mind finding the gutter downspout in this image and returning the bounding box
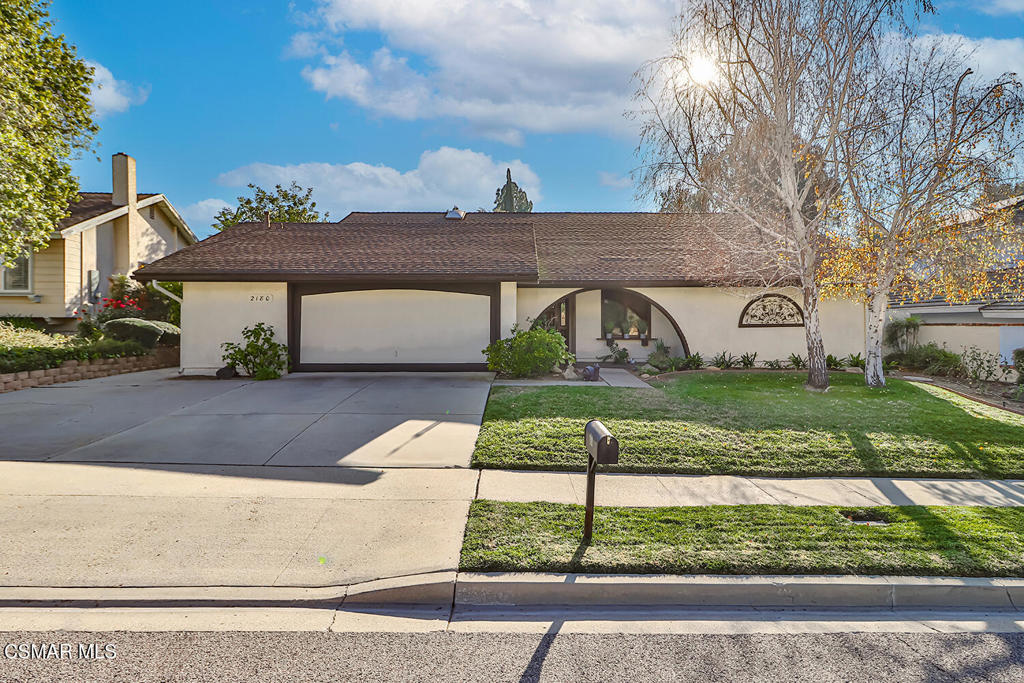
[151,279,182,304]
[151,279,185,374]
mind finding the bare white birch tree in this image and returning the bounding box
[823,35,1024,387]
[633,0,915,391]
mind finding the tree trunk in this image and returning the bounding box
[802,284,830,391]
[864,290,888,388]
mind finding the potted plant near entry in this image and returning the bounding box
[603,320,615,346]
[637,319,649,346]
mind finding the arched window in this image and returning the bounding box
[739,294,804,328]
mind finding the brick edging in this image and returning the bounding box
[0,347,179,393]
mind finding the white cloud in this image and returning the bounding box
[86,60,149,118]
[181,198,232,231]
[284,31,324,59]
[981,0,1024,14]
[296,0,676,143]
[956,35,1024,78]
[216,147,541,216]
[598,171,632,189]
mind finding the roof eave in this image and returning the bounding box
[133,270,540,283]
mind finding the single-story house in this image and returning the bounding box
[0,153,196,328]
[134,209,866,373]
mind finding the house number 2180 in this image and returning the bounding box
[250,294,274,303]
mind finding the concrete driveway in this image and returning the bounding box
[0,370,492,589]
[2,369,493,467]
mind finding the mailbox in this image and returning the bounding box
[585,419,619,465]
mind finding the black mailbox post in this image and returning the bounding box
[583,420,619,542]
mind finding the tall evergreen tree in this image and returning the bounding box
[493,169,533,212]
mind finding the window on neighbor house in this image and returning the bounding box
[601,290,651,338]
[0,255,30,292]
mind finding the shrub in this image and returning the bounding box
[825,354,846,370]
[102,318,165,348]
[845,352,865,369]
[149,320,181,346]
[483,324,575,377]
[0,315,44,331]
[884,315,921,352]
[885,342,962,376]
[0,337,147,374]
[763,359,784,369]
[739,352,758,369]
[677,353,703,370]
[787,353,807,369]
[711,351,738,369]
[599,341,630,365]
[1014,348,1024,385]
[96,296,146,324]
[960,345,1008,383]
[221,322,290,380]
[0,322,77,350]
[645,339,672,371]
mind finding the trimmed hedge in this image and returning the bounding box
[101,317,165,348]
[0,339,148,374]
[150,320,181,346]
[1015,348,1024,385]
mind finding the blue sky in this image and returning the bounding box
[51,0,1024,238]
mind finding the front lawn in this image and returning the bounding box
[473,372,1024,478]
[461,500,1024,577]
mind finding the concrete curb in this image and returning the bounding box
[2,573,1022,611]
[345,571,456,605]
[454,573,1024,610]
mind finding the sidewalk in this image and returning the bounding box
[477,470,1024,507]
[0,461,476,588]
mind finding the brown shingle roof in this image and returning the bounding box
[135,211,778,284]
[345,212,771,284]
[135,219,540,281]
[59,192,158,230]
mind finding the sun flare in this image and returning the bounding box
[687,54,718,85]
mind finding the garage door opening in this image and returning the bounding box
[290,284,499,371]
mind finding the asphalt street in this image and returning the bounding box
[1,631,1023,682]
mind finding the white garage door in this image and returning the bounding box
[299,289,492,366]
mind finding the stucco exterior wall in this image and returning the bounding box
[633,287,864,361]
[135,204,181,267]
[513,285,864,363]
[299,289,491,364]
[180,282,288,374]
[917,324,1005,359]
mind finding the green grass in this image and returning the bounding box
[473,372,1024,478]
[461,500,1024,577]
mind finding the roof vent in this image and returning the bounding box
[445,206,466,220]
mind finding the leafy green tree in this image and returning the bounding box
[0,0,97,266]
[493,169,533,212]
[213,182,327,230]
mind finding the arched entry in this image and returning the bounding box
[535,288,690,357]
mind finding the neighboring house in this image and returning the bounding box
[889,196,1024,362]
[134,210,866,374]
[0,153,197,329]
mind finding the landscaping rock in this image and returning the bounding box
[845,367,865,374]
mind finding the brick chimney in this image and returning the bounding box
[111,152,137,206]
